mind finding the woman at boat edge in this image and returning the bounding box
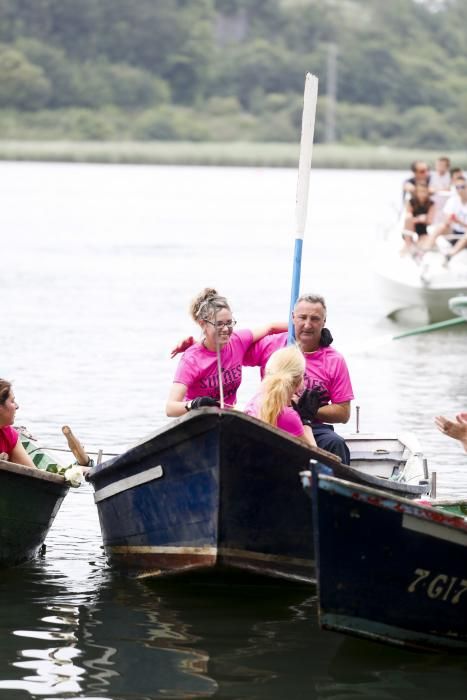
[0,379,36,467]
[244,345,317,447]
[435,413,467,453]
[166,288,287,417]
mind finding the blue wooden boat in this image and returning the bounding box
[310,467,467,651]
[0,433,70,566]
[88,408,431,583]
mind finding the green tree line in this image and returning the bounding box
[0,0,466,147]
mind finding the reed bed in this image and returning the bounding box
[0,141,464,170]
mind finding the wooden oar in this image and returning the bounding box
[287,72,319,344]
[61,425,91,466]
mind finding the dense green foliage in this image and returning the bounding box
[0,0,466,148]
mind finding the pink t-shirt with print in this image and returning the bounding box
[174,329,254,405]
[243,332,354,404]
[244,393,305,437]
[0,426,19,457]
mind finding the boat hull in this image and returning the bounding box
[0,460,69,566]
[89,410,430,583]
[312,471,467,651]
[375,243,467,323]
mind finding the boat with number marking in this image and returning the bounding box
[308,466,467,652]
[87,408,432,583]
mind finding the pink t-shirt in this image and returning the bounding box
[174,329,254,405]
[244,332,354,404]
[244,393,305,437]
[0,426,19,457]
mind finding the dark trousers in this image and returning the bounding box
[312,423,350,465]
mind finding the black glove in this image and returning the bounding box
[189,396,220,410]
[292,387,330,421]
[319,327,333,347]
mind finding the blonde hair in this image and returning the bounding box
[189,287,230,324]
[259,346,305,427]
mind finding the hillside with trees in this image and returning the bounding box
[0,0,466,148]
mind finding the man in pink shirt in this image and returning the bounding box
[244,293,353,464]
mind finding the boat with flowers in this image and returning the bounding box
[0,428,76,566]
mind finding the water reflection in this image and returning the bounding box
[1,557,467,699]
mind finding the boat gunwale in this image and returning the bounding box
[317,472,467,532]
[87,407,342,483]
[0,458,68,486]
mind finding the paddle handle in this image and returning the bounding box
[61,425,91,466]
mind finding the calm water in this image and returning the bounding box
[1,161,466,699]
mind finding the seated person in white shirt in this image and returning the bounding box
[429,156,451,192]
[427,174,467,252]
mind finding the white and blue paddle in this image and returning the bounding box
[287,72,319,344]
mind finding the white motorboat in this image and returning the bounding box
[375,213,467,323]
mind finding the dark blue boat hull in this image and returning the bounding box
[0,462,69,566]
[312,470,467,651]
[88,410,341,581]
[89,409,430,583]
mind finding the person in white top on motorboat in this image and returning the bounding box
[426,174,467,253]
[429,157,452,223]
[429,156,451,192]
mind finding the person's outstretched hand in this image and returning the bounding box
[435,413,467,451]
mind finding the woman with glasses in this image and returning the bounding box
[166,288,286,417]
[244,346,316,447]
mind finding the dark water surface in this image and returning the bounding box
[1,162,466,698]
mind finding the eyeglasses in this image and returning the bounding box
[206,319,237,329]
[456,184,466,190]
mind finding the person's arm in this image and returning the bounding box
[315,400,351,424]
[170,337,195,359]
[446,234,467,260]
[301,424,317,448]
[426,202,435,226]
[8,440,36,468]
[166,382,190,417]
[250,322,287,343]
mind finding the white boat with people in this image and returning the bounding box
[375,191,467,324]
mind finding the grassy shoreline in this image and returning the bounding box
[0,141,465,169]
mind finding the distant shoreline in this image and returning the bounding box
[0,141,465,170]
